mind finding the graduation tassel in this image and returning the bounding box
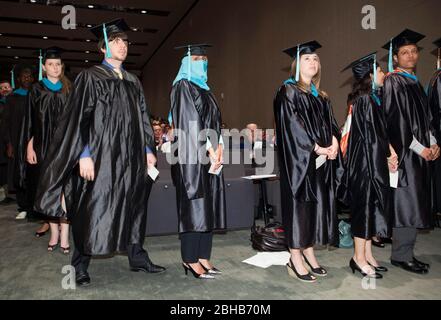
[388,38,394,73]
[38,49,43,81]
[103,23,112,59]
[295,44,300,82]
[10,67,15,90]
[372,54,377,91]
[187,46,191,81]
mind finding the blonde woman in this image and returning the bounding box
[274,41,341,283]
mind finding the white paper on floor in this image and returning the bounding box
[242,251,291,268]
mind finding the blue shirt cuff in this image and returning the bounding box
[145,146,153,154]
[80,145,91,159]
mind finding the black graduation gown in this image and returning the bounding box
[170,79,227,233]
[17,81,68,210]
[383,72,434,229]
[274,83,340,249]
[34,64,156,256]
[428,69,441,214]
[1,92,28,191]
[341,93,391,239]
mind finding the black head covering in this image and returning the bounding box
[342,52,377,80]
[382,29,425,54]
[283,41,322,58]
[90,18,130,40]
[174,44,212,57]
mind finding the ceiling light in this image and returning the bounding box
[7,46,11,49]
[30,0,37,3]
[14,56,19,59]
[85,60,89,63]
[85,51,90,53]
[37,20,43,24]
[86,39,91,42]
[87,24,92,28]
[43,36,48,39]
[88,5,94,9]
[141,10,147,14]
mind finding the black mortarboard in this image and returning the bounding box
[382,29,425,52]
[174,44,212,57]
[283,40,322,58]
[89,18,130,40]
[342,52,378,80]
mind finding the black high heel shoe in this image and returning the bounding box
[302,253,327,277]
[60,246,70,255]
[349,258,382,278]
[182,263,215,279]
[286,258,317,283]
[368,262,388,272]
[47,243,59,252]
[200,263,222,275]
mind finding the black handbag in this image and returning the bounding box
[250,221,288,252]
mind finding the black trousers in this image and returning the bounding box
[391,227,418,262]
[180,231,213,263]
[71,244,152,273]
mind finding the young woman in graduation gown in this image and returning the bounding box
[170,45,226,279]
[17,48,72,253]
[340,53,397,279]
[274,41,342,283]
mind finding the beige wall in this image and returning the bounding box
[142,0,441,128]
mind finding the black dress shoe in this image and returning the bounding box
[371,238,385,248]
[75,271,91,287]
[413,257,430,269]
[130,261,166,274]
[380,237,392,244]
[391,260,428,274]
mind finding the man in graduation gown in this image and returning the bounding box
[382,29,439,274]
[170,44,226,277]
[428,38,441,218]
[1,65,34,218]
[34,18,165,286]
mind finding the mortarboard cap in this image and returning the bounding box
[342,52,378,80]
[174,44,212,57]
[283,40,322,58]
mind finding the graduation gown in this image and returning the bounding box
[341,93,391,239]
[1,92,28,191]
[428,69,441,214]
[17,81,68,210]
[34,64,156,256]
[383,72,434,229]
[274,83,340,249]
[170,79,226,233]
